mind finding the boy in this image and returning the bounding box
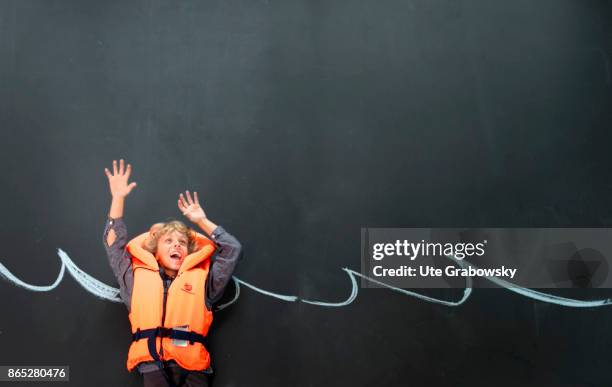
[103,159,242,387]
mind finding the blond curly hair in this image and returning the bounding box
[143,220,197,255]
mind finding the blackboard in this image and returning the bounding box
[1,0,612,385]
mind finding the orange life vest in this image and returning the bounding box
[125,230,217,372]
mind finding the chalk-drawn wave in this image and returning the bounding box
[0,249,122,302]
[1,249,612,310]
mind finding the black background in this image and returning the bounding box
[1,1,612,386]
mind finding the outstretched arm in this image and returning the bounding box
[104,159,137,246]
[178,190,242,310]
[101,159,137,310]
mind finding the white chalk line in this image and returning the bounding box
[0,249,121,302]
[0,250,611,309]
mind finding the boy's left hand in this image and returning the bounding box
[178,190,207,224]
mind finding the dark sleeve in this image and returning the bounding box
[205,226,243,310]
[103,217,134,311]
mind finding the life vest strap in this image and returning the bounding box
[132,328,207,387]
[133,327,208,346]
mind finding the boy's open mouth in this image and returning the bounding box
[170,253,182,260]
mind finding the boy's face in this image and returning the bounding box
[155,230,189,276]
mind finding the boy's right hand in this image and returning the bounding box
[104,159,137,198]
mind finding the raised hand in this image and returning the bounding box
[178,190,207,224]
[104,159,137,198]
